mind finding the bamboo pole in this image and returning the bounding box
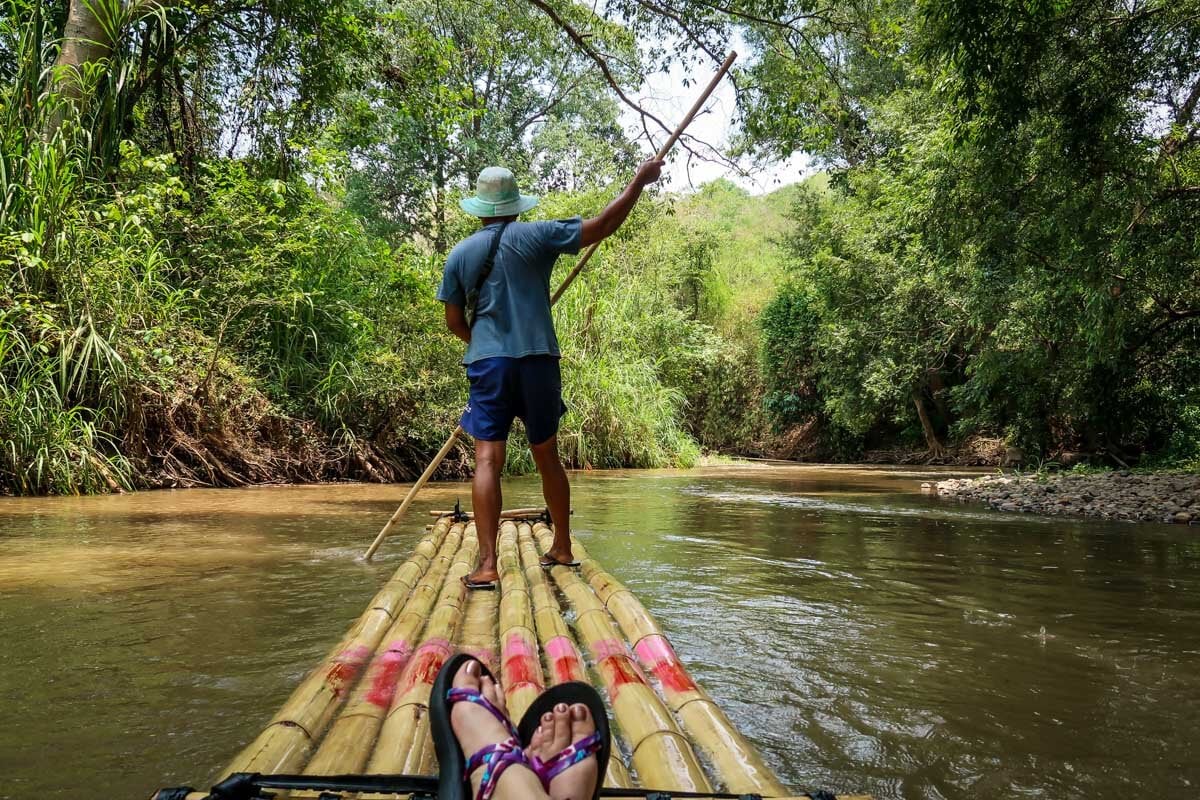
[302,521,465,776]
[517,523,634,790]
[496,520,544,723]
[362,51,738,561]
[363,427,463,561]
[572,536,790,797]
[222,525,448,776]
[551,52,737,305]
[428,507,551,519]
[533,524,712,793]
[364,525,476,774]
[458,571,500,673]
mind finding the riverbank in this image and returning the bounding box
[927,471,1200,524]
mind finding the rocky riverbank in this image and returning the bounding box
[925,471,1199,524]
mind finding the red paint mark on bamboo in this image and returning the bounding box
[326,644,372,697]
[590,637,626,662]
[364,640,414,708]
[394,638,452,700]
[503,632,544,692]
[634,635,697,694]
[545,636,585,684]
[597,655,645,699]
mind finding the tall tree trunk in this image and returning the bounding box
[48,0,117,135]
[928,370,950,421]
[913,387,946,459]
[433,152,447,252]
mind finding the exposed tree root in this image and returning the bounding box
[119,367,470,491]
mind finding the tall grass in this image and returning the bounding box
[0,5,173,494]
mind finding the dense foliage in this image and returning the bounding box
[753,0,1200,466]
[1,0,1196,494]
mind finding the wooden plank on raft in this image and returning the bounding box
[428,506,555,519]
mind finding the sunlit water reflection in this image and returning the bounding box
[1,464,1197,799]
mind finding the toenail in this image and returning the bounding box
[555,703,568,713]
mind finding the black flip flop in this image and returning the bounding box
[430,653,518,800]
[517,682,611,800]
[539,555,582,568]
[461,574,497,591]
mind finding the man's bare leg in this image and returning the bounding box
[468,439,506,585]
[530,435,572,563]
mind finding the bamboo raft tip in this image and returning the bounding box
[163,514,867,799]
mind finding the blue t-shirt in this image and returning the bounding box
[437,218,582,364]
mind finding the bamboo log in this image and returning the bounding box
[517,523,634,790]
[458,575,500,673]
[517,524,588,685]
[496,521,544,723]
[573,537,790,797]
[364,525,476,774]
[533,524,712,793]
[222,525,448,776]
[303,521,465,775]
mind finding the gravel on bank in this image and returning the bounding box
[925,471,1199,524]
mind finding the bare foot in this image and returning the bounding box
[450,660,546,799]
[527,702,599,800]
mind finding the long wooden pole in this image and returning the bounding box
[551,50,738,305]
[363,425,463,560]
[363,51,738,561]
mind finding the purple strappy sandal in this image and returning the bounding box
[517,681,611,800]
[431,653,533,800]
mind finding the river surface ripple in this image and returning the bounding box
[1,464,1197,799]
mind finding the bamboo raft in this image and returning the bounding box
[157,513,866,799]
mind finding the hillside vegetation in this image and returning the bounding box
[2,0,1197,494]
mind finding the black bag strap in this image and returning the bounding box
[467,221,511,328]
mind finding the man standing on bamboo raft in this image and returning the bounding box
[439,160,664,590]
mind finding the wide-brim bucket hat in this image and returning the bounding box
[460,166,539,217]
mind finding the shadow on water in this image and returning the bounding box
[1,465,1198,799]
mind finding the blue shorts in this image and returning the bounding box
[461,356,567,445]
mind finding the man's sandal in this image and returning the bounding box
[538,555,581,568]
[461,574,498,591]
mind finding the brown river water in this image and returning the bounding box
[1,464,1197,799]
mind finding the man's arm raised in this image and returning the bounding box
[579,159,665,248]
